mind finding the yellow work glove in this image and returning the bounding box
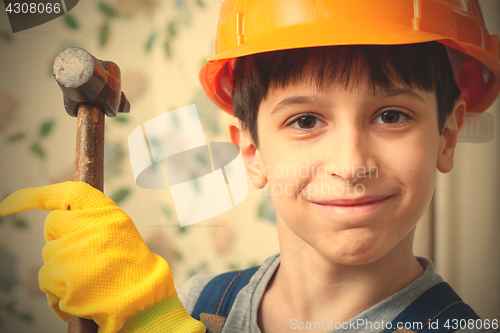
[0,181,205,333]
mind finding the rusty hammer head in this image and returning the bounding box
[53,47,130,117]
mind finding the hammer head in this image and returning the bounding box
[53,47,130,117]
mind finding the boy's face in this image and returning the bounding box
[238,74,464,265]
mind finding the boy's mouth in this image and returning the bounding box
[312,195,394,206]
[310,195,395,215]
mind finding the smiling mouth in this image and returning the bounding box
[311,195,395,214]
[313,195,394,206]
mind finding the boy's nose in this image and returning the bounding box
[326,127,377,183]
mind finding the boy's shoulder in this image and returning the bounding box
[177,273,216,314]
[177,253,280,315]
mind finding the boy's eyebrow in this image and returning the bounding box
[379,89,427,104]
[270,95,327,117]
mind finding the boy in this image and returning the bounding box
[0,0,499,333]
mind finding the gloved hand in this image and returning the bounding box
[0,181,205,333]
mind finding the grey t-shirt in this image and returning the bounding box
[178,254,496,332]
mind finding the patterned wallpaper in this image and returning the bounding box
[0,1,279,331]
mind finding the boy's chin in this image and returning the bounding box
[322,248,389,267]
[327,252,391,266]
[315,233,411,267]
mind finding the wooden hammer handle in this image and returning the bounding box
[74,103,105,191]
[68,317,99,333]
[69,103,104,333]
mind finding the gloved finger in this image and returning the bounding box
[44,289,93,323]
[46,293,68,322]
[0,181,115,216]
[42,205,133,242]
[39,253,70,322]
[40,244,97,321]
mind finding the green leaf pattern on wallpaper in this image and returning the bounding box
[1,91,55,160]
[72,0,207,56]
[0,238,34,327]
[258,195,277,224]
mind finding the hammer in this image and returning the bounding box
[53,47,130,333]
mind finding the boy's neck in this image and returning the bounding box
[269,217,424,325]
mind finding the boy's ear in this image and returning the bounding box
[437,97,466,173]
[228,117,267,189]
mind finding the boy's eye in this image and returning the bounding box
[374,110,410,126]
[289,115,325,130]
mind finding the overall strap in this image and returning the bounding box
[384,282,480,333]
[191,266,260,333]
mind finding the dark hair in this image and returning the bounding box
[232,42,461,147]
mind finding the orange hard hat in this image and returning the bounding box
[199,0,500,115]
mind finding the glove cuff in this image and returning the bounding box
[118,295,205,333]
